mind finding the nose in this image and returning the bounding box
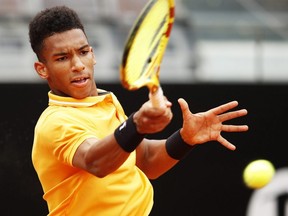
[72,56,85,72]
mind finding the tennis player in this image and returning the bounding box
[29,6,248,215]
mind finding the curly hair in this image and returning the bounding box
[29,6,86,61]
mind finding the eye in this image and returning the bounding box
[56,56,68,62]
[80,50,89,55]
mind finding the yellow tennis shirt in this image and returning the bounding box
[32,90,153,216]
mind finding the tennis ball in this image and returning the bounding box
[243,159,275,189]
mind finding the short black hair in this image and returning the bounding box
[29,6,86,60]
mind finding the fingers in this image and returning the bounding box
[221,125,249,132]
[178,98,188,110]
[144,98,172,117]
[217,136,236,151]
[210,101,239,115]
[178,98,192,117]
[137,96,173,132]
[176,98,247,151]
[218,109,248,122]
[164,96,172,108]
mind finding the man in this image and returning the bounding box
[29,6,248,216]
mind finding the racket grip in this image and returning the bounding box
[149,87,166,109]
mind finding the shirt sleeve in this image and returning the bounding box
[39,111,97,166]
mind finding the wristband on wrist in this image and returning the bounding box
[114,113,145,152]
[165,129,194,160]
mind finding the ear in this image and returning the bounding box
[34,61,48,79]
[90,47,97,65]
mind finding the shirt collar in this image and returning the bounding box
[48,89,112,108]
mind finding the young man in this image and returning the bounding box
[29,6,248,216]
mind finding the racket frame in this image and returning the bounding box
[120,0,175,108]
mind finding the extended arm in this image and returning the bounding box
[72,99,173,178]
[136,98,249,179]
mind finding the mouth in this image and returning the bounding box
[71,77,89,84]
[71,76,90,87]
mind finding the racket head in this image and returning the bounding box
[120,0,175,93]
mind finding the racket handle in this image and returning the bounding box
[149,86,166,109]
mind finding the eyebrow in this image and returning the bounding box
[52,44,90,57]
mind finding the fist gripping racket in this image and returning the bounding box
[120,0,175,109]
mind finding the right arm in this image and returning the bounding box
[72,99,173,178]
[72,135,130,178]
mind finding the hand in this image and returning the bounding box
[178,98,248,150]
[133,98,173,134]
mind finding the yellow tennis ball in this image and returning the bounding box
[243,159,275,189]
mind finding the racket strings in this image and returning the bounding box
[125,0,170,86]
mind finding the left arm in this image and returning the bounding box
[136,98,249,179]
[136,138,178,180]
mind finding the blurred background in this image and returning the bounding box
[1,0,288,83]
[1,0,288,216]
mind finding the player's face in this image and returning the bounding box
[35,29,97,99]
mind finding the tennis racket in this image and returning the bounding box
[120,0,175,109]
